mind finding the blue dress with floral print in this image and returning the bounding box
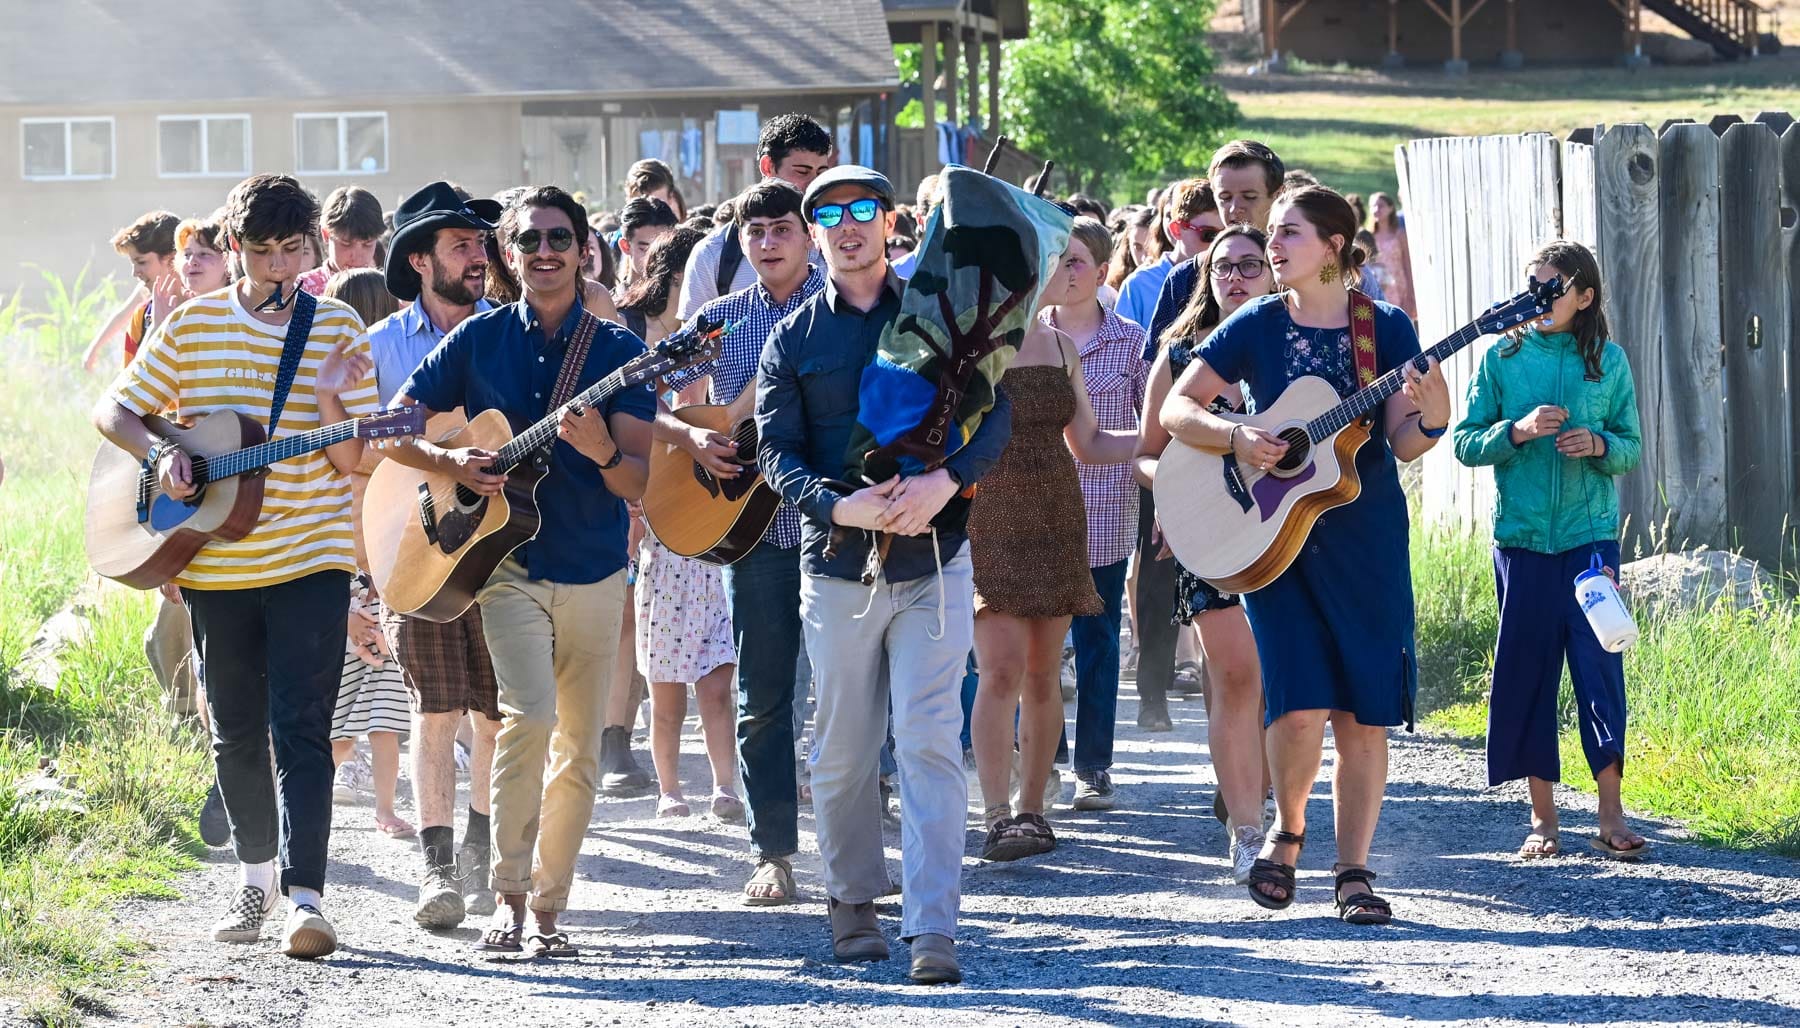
[1193,293,1421,729]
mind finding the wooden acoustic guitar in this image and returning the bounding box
[641,405,779,565]
[364,322,721,623]
[1155,276,1565,594]
[85,406,426,588]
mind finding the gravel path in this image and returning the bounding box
[102,681,1800,1028]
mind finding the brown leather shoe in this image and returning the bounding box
[828,898,888,962]
[908,932,961,984]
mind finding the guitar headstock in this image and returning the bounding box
[1475,274,1569,337]
[620,316,732,385]
[357,406,429,446]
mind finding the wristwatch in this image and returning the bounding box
[596,446,623,470]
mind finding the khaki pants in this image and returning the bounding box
[477,558,626,912]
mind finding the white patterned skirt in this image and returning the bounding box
[635,536,737,685]
[332,647,412,740]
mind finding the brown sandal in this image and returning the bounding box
[981,815,1054,862]
[743,855,797,906]
[476,920,524,953]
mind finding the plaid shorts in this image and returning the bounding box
[381,604,501,721]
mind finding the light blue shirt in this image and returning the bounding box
[1116,255,1175,331]
[366,297,493,405]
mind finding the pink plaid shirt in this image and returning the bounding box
[1045,304,1149,568]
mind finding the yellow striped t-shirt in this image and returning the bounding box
[109,286,381,590]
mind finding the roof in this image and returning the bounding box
[0,0,899,108]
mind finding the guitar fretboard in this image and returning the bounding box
[490,350,688,474]
[1303,321,1485,440]
[192,419,363,483]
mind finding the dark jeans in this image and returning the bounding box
[958,651,979,751]
[1134,487,1178,710]
[184,570,349,895]
[1072,558,1129,773]
[721,542,802,858]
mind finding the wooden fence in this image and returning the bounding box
[1395,115,1800,567]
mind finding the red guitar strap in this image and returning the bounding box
[1348,288,1378,390]
[548,311,601,410]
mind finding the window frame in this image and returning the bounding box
[155,113,253,179]
[19,116,116,181]
[293,111,389,176]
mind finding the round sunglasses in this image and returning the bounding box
[513,227,577,253]
[812,198,885,229]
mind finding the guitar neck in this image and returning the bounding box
[194,418,363,482]
[493,369,631,473]
[1306,321,1483,439]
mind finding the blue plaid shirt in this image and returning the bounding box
[665,264,824,549]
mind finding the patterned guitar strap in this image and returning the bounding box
[543,309,602,453]
[1348,287,1379,408]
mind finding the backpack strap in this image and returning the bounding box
[267,289,319,435]
[715,223,744,297]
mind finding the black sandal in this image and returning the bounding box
[981,815,1054,862]
[1333,866,1393,925]
[1247,830,1304,911]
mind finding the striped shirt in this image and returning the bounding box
[664,265,824,550]
[1044,304,1149,568]
[109,286,381,590]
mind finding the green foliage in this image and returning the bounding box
[997,0,1239,195]
[2,271,206,1026]
[1412,522,1800,856]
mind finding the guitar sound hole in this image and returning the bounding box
[1272,427,1312,476]
[453,484,481,508]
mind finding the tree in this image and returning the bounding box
[996,0,1239,197]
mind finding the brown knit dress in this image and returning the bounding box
[967,362,1105,619]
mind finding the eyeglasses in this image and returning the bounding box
[1183,220,1223,245]
[813,198,885,229]
[1210,257,1266,280]
[513,227,576,253]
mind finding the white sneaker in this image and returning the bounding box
[1263,791,1277,830]
[1230,823,1266,885]
[333,759,370,804]
[279,903,338,959]
[212,884,278,943]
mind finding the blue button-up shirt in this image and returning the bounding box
[755,268,1013,582]
[368,297,494,404]
[1118,254,1176,333]
[399,296,656,585]
[664,264,824,550]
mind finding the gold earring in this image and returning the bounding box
[1318,260,1339,285]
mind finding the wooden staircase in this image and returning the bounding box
[1642,0,1764,58]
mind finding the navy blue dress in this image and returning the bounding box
[1194,294,1421,729]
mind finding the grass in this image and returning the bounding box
[1409,521,1800,855]
[1222,55,1800,201]
[2,277,211,1027]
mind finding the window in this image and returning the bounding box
[158,115,251,177]
[20,117,114,180]
[295,112,387,175]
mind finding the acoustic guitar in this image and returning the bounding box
[641,405,779,565]
[85,406,426,588]
[1155,276,1565,594]
[364,322,721,622]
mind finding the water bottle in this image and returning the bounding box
[1574,553,1638,653]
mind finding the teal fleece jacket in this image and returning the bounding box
[1452,329,1642,554]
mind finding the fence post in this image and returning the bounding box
[1719,122,1793,566]
[1782,122,1800,559]
[1595,124,1663,558]
[1656,123,1727,551]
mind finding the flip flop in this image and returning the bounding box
[1590,833,1649,862]
[476,920,524,953]
[524,931,579,958]
[1517,832,1560,859]
[376,815,417,839]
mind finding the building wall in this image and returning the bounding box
[0,99,522,300]
[1274,0,1628,66]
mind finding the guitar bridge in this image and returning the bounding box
[1220,453,1254,514]
[417,483,440,545]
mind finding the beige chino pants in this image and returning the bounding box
[477,557,625,912]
